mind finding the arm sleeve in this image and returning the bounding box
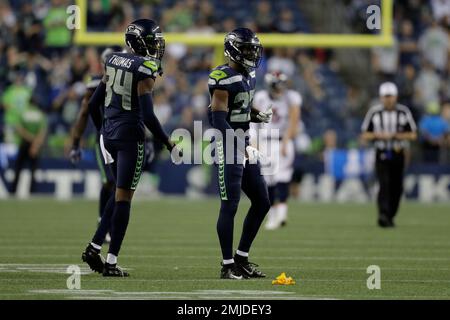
[211,110,233,134]
[211,110,247,148]
[87,82,106,131]
[139,93,172,150]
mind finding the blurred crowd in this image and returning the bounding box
[0,0,449,168]
[371,0,450,163]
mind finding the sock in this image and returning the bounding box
[106,253,117,265]
[108,201,131,256]
[90,242,101,251]
[236,250,248,257]
[92,194,115,245]
[99,184,113,219]
[235,250,248,264]
[277,203,288,222]
[223,259,234,266]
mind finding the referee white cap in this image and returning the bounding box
[379,82,398,97]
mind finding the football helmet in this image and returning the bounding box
[125,19,165,60]
[265,71,288,92]
[224,28,263,70]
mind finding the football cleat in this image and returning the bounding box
[378,215,394,228]
[234,257,266,278]
[81,244,105,274]
[220,263,246,280]
[103,263,129,277]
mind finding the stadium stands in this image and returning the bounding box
[0,0,449,168]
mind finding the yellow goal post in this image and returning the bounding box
[73,0,393,66]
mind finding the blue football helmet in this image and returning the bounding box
[224,28,263,69]
[125,19,165,60]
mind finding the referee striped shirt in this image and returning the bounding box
[361,103,417,151]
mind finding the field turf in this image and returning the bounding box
[0,198,449,300]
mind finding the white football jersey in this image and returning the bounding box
[253,89,302,137]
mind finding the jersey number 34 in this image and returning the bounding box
[105,66,133,111]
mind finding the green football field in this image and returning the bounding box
[0,198,449,300]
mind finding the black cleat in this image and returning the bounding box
[234,256,266,278]
[103,263,129,277]
[378,215,394,228]
[81,244,104,273]
[220,263,246,280]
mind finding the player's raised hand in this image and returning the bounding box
[69,147,82,165]
[256,106,273,123]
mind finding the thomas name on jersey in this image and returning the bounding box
[108,55,134,69]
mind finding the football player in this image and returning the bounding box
[208,28,272,279]
[252,71,301,230]
[69,47,118,244]
[81,19,178,277]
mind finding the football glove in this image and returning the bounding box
[245,145,265,166]
[256,106,273,123]
[69,147,82,165]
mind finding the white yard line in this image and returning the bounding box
[3,263,450,271]
[2,245,450,254]
[0,278,447,283]
[2,254,450,261]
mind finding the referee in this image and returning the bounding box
[361,82,417,228]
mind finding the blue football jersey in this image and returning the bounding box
[208,64,256,132]
[101,51,160,141]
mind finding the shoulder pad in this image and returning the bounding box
[208,67,242,86]
[209,69,228,82]
[143,60,159,72]
[138,59,159,77]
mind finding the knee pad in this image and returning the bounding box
[277,183,290,203]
